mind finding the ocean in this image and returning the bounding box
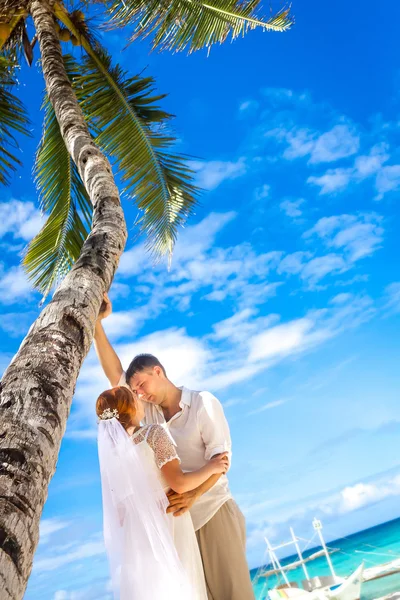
[251,518,400,599]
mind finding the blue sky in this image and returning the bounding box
[1,1,400,598]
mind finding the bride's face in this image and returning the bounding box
[134,395,145,422]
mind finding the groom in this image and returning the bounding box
[94,294,255,600]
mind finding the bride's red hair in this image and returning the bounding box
[96,386,137,431]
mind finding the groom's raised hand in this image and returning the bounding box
[98,292,112,320]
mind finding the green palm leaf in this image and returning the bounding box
[106,0,293,53]
[73,48,199,257]
[0,53,30,185]
[23,91,92,297]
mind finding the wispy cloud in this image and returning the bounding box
[238,99,259,113]
[375,164,400,200]
[0,199,43,243]
[0,265,34,304]
[308,167,353,194]
[280,198,305,219]
[304,212,384,262]
[308,143,391,196]
[39,518,71,544]
[247,399,287,416]
[34,538,105,573]
[383,282,400,315]
[254,184,270,201]
[190,158,246,190]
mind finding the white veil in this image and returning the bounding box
[98,417,191,600]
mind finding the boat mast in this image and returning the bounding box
[312,518,337,579]
[290,526,310,582]
[264,537,291,587]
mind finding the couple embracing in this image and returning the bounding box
[94,294,255,599]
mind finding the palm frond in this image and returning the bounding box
[73,48,199,257]
[23,91,92,297]
[0,4,28,52]
[106,0,293,53]
[0,53,30,184]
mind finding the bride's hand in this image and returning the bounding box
[208,452,229,475]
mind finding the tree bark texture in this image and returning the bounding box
[0,1,127,597]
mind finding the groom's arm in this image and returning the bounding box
[166,470,224,517]
[93,294,123,387]
[167,392,232,516]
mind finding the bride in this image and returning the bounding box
[96,385,228,600]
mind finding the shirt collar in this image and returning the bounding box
[153,386,191,415]
[179,386,191,408]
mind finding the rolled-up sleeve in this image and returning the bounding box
[118,371,128,387]
[198,392,232,462]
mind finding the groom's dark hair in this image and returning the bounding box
[126,354,167,381]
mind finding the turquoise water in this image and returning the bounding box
[251,518,400,599]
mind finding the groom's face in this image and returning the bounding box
[128,367,166,406]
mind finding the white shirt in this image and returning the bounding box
[119,374,232,530]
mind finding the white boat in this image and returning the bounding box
[258,519,363,600]
[267,563,364,600]
[363,557,400,582]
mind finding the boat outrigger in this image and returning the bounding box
[258,518,364,600]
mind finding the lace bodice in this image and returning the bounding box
[131,424,181,470]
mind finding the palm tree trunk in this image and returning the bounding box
[0,1,128,597]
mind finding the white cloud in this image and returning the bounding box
[172,211,237,262]
[247,293,374,367]
[280,198,305,218]
[278,123,359,165]
[354,143,389,178]
[254,184,270,201]
[109,282,131,299]
[118,211,237,278]
[261,87,309,107]
[278,251,313,275]
[0,311,37,336]
[189,158,246,190]
[0,199,43,242]
[53,580,113,600]
[117,244,146,277]
[383,282,400,314]
[34,539,105,573]
[308,144,391,196]
[308,168,353,194]
[309,124,360,164]
[0,265,33,304]
[375,164,400,200]
[210,308,278,343]
[117,212,283,314]
[39,518,71,544]
[247,399,287,416]
[338,481,400,513]
[304,213,384,263]
[102,308,150,340]
[206,363,267,391]
[239,100,259,113]
[248,318,315,362]
[301,254,348,284]
[330,293,353,305]
[283,128,315,160]
[278,212,381,287]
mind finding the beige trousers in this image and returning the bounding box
[195,499,255,600]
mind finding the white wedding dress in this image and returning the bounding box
[130,424,207,600]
